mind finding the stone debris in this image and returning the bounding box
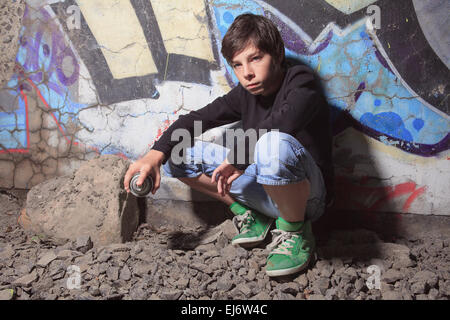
[75,236,93,254]
[21,155,139,247]
[1,190,449,300]
[36,251,57,267]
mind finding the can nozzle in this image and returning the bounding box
[129,173,153,197]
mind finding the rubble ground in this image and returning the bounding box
[0,189,449,300]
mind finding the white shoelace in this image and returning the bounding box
[232,210,254,233]
[266,229,301,256]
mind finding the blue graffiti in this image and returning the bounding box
[360,112,413,142]
[211,0,449,148]
[1,6,87,150]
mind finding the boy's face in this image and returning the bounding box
[231,43,282,96]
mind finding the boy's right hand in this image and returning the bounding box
[123,149,165,195]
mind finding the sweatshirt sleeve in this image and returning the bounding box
[256,66,322,134]
[151,86,243,164]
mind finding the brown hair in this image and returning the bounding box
[221,13,285,67]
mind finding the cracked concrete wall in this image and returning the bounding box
[0,0,25,88]
[0,0,449,216]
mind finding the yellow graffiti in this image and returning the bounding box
[324,0,378,14]
[150,0,215,62]
[76,0,158,79]
[75,0,215,80]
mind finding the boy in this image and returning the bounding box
[124,14,334,277]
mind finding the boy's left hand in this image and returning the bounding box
[211,158,243,196]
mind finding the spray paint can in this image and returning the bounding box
[129,172,153,197]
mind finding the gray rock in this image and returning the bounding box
[106,266,120,281]
[98,263,109,274]
[383,269,403,284]
[411,270,438,288]
[119,265,132,281]
[277,292,297,300]
[174,277,190,289]
[217,274,234,292]
[314,278,330,295]
[36,251,57,267]
[355,278,366,292]
[250,291,271,300]
[245,268,256,281]
[294,273,309,290]
[382,290,403,300]
[439,280,450,296]
[325,288,338,300]
[0,244,15,260]
[131,262,152,277]
[315,260,334,278]
[190,263,208,273]
[88,287,101,297]
[277,283,298,296]
[33,277,54,292]
[15,263,35,276]
[76,236,93,254]
[428,288,440,300]
[236,283,252,298]
[0,289,14,300]
[22,155,139,247]
[343,267,358,283]
[56,250,82,260]
[218,219,237,241]
[13,270,38,287]
[308,294,326,300]
[411,281,427,295]
[99,283,114,297]
[96,250,112,263]
[109,243,131,253]
[129,282,148,300]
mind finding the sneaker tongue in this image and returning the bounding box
[276,217,304,232]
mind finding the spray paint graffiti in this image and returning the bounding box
[1,5,84,153]
[213,0,449,157]
[0,0,448,214]
[49,0,220,105]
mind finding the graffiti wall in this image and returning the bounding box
[0,0,448,215]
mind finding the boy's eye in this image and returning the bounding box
[252,56,261,61]
[233,63,241,69]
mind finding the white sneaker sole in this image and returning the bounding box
[231,223,272,246]
[265,252,314,277]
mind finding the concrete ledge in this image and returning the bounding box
[4,187,449,242]
[143,198,232,230]
[314,209,450,241]
[144,197,450,242]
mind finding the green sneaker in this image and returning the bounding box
[265,218,316,277]
[229,202,274,247]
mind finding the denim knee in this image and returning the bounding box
[253,131,307,185]
[162,154,203,178]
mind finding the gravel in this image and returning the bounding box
[0,190,449,300]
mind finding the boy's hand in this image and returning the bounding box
[124,150,165,195]
[211,158,243,196]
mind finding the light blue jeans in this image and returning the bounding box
[163,131,326,222]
